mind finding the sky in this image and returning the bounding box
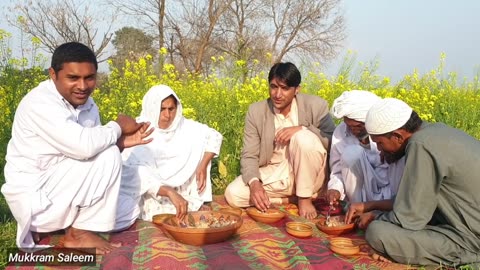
[327,0,480,81]
[1,0,480,82]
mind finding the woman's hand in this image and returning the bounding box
[158,186,188,221]
[195,164,207,194]
[195,152,215,194]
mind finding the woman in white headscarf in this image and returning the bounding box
[327,90,405,205]
[118,85,223,223]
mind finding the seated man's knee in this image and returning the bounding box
[290,130,321,150]
[95,145,122,171]
[341,144,364,168]
[224,182,240,207]
[365,220,391,252]
[224,176,250,207]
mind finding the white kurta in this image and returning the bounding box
[328,122,405,202]
[120,85,223,222]
[2,79,123,249]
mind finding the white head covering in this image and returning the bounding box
[365,98,413,135]
[331,90,381,122]
[139,84,183,131]
[124,84,208,186]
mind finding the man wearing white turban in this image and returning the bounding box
[357,98,480,266]
[118,85,223,223]
[327,90,405,206]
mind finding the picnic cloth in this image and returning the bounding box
[6,196,434,269]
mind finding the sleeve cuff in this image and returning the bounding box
[248,177,261,186]
[147,182,163,197]
[106,121,122,139]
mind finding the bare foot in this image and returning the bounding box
[298,197,317,220]
[370,251,392,263]
[64,227,121,255]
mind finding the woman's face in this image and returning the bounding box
[158,96,177,129]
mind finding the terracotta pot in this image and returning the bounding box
[154,211,243,246]
[246,207,285,224]
[316,215,355,236]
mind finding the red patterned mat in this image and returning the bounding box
[6,196,433,269]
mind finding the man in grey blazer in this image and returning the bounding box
[225,62,336,219]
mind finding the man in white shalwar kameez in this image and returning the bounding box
[119,85,223,222]
[2,42,152,254]
[327,90,405,204]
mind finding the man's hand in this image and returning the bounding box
[117,122,153,151]
[274,126,302,145]
[356,212,376,229]
[249,180,270,212]
[345,202,366,224]
[116,114,142,134]
[326,189,341,205]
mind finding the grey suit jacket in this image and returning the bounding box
[240,93,335,184]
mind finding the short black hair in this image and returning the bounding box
[268,62,301,87]
[400,110,423,132]
[51,42,98,73]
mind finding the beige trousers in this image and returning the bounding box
[225,130,327,207]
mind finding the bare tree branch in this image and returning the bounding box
[8,0,116,63]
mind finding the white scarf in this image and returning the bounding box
[124,85,207,187]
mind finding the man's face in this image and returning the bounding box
[49,62,97,108]
[370,134,403,155]
[344,117,367,139]
[269,77,299,115]
[158,96,177,129]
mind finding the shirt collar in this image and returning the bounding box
[47,79,94,111]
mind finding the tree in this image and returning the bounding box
[107,0,166,67]
[167,0,233,73]
[110,27,156,70]
[105,0,345,75]
[8,0,116,62]
[263,0,345,64]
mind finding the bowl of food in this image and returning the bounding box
[316,215,355,236]
[154,211,243,246]
[246,207,285,224]
[285,222,313,238]
[329,237,360,256]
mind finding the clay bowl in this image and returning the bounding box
[285,222,313,238]
[155,211,243,246]
[329,237,360,256]
[246,207,285,224]
[316,215,355,236]
[218,206,243,216]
